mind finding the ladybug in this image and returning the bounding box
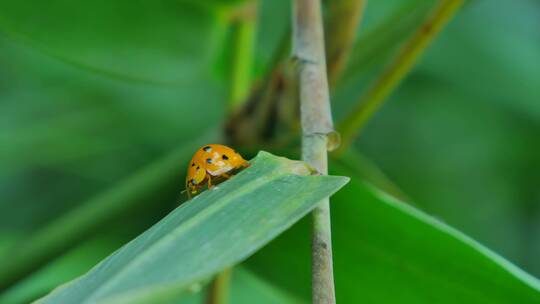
[185,144,249,198]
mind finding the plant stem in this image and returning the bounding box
[337,0,464,151]
[207,3,258,304]
[325,0,366,89]
[205,267,232,304]
[228,1,258,110]
[293,0,337,303]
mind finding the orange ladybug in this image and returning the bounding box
[186,144,249,198]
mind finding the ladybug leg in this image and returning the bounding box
[221,173,231,179]
[207,175,214,189]
[187,185,198,199]
[184,183,192,200]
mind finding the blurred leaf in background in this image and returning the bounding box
[0,0,539,303]
[246,158,540,303]
[334,0,540,277]
[0,0,227,233]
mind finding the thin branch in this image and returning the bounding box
[325,0,366,88]
[337,0,464,151]
[293,0,337,303]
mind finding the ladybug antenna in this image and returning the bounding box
[177,189,190,204]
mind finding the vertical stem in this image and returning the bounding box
[293,1,336,303]
[229,2,258,109]
[325,0,366,88]
[207,3,258,304]
[338,0,464,151]
[205,267,232,304]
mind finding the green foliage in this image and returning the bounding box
[0,0,221,84]
[0,141,209,290]
[0,237,303,304]
[332,0,540,276]
[35,152,348,303]
[246,157,540,303]
[0,236,126,304]
[0,0,539,303]
[177,267,305,304]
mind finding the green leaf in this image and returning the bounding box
[0,236,126,304]
[227,267,305,304]
[177,267,305,304]
[420,0,540,120]
[0,0,222,84]
[0,26,226,231]
[246,159,540,303]
[36,152,349,304]
[337,0,434,88]
[1,235,303,304]
[0,140,209,290]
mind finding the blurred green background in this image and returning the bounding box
[0,0,539,303]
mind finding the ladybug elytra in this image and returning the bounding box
[185,144,249,198]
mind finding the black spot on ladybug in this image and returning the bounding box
[191,163,195,167]
[196,165,200,170]
[206,158,212,164]
[203,146,212,152]
[222,154,229,160]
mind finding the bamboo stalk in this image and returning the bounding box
[338,0,464,151]
[292,1,337,303]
